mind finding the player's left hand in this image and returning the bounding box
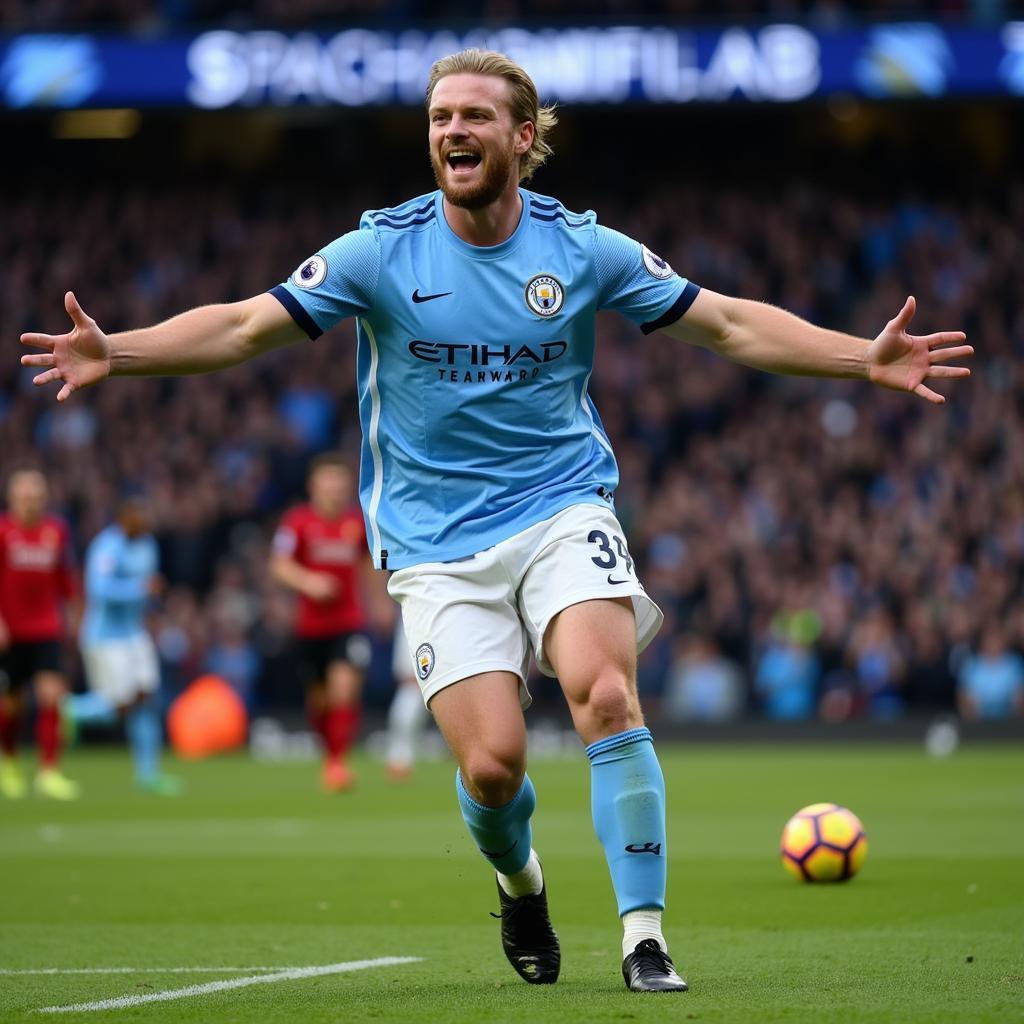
[867,296,972,404]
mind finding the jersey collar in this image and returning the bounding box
[434,188,531,260]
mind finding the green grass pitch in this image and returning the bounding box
[2,743,1022,1023]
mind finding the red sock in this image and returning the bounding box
[0,704,18,756]
[307,706,327,744]
[36,704,60,768]
[324,705,361,760]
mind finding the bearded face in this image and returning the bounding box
[430,131,519,210]
[428,74,528,211]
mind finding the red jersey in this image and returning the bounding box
[0,514,77,642]
[273,504,368,637]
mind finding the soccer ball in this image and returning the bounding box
[780,803,868,882]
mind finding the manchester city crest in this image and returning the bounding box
[524,274,565,317]
[415,642,435,680]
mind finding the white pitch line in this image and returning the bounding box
[2,967,289,976]
[36,957,423,1014]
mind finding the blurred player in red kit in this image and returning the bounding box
[0,469,80,800]
[271,454,376,792]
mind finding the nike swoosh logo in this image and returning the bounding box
[607,575,630,585]
[480,838,518,859]
[412,289,453,303]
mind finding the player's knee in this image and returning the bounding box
[461,750,524,807]
[580,671,639,737]
[34,673,65,705]
[326,667,360,705]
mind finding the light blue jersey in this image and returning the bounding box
[80,526,158,644]
[271,188,699,570]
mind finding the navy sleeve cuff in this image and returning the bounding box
[640,281,701,336]
[269,284,323,340]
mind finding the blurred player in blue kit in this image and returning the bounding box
[80,493,180,795]
[22,49,971,992]
[385,616,429,781]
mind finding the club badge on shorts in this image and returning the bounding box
[525,274,565,317]
[415,643,435,680]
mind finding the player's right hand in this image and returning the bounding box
[305,574,339,604]
[20,291,112,402]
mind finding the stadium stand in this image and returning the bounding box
[3,172,1020,719]
[3,1,1023,31]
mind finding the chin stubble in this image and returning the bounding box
[431,144,517,210]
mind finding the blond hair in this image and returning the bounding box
[426,49,557,183]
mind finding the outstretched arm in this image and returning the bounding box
[21,291,305,402]
[663,289,972,404]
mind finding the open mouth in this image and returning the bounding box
[446,149,482,174]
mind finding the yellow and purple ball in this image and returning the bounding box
[780,803,868,882]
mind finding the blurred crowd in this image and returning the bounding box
[2,174,1022,723]
[2,0,1021,31]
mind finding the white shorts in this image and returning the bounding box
[81,633,160,707]
[391,616,416,681]
[387,503,663,708]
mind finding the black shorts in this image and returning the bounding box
[0,640,63,694]
[295,632,372,687]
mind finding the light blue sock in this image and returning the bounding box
[68,691,117,726]
[126,699,162,783]
[586,727,666,916]
[456,770,535,875]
